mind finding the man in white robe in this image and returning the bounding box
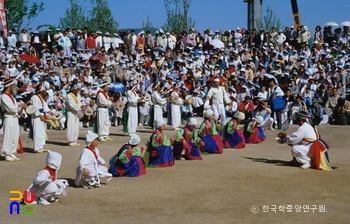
[126,81,140,136]
[27,150,68,206]
[1,79,26,162]
[96,81,113,141]
[151,82,167,129]
[66,83,83,146]
[31,85,48,153]
[286,112,317,169]
[171,83,182,130]
[207,79,231,125]
[75,131,112,188]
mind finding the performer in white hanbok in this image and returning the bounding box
[1,78,26,162]
[206,79,231,125]
[285,111,332,170]
[126,80,140,136]
[96,81,113,141]
[31,84,48,153]
[27,150,69,206]
[171,83,183,130]
[66,83,83,146]
[151,82,167,129]
[75,131,112,188]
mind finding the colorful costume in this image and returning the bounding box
[109,144,146,177]
[144,130,174,167]
[198,119,223,154]
[287,121,332,170]
[173,126,203,160]
[223,118,246,149]
[243,121,266,144]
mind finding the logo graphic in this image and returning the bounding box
[9,191,35,215]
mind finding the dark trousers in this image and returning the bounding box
[272,108,282,129]
[312,116,322,125]
[346,112,350,125]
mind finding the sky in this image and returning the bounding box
[29,0,350,32]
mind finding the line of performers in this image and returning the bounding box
[23,110,333,206]
[0,78,115,162]
[23,111,267,206]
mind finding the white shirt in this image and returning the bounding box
[1,93,19,118]
[96,90,112,108]
[151,91,167,107]
[287,122,316,145]
[34,36,40,43]
[207,86,230,104]
[139,105,150,116]
[23,34,28,42]
[257,91,268,100]
[193,96,203,108]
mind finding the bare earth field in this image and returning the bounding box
[0,124,349,224]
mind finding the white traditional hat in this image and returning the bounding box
[296,111,312,119]
[155,119,165,129]
[234,112,245,120]
[86,130,99,145]
[253,116,264,125]
[153,81,160,89]
[4,78,17,87]
[174,82,182,89]
[187,118,198,126]
[205,109,214,118]
[46,150,62,170]
[36,85,46,93]
[99,81,110,88]
[214,78,220,82]
[128,134,141,145]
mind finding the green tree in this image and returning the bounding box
[59,0,88,30]
[142,16,154,32]
[161,0,195,33]
[5,0,44,32]
[256,6,284,32]
[86,0,119,33]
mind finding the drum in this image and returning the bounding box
[84,108,94,116]
[144,95,151,102]
[187,97,194,104]
[171,94,179,103]
[26,105,36,115]
[116,101,126,111]
[54,111,63,120]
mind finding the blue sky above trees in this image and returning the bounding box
[30,0,350,31]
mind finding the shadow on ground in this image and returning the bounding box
[243,157,297,167]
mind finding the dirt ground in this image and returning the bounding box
[0,124,349,224]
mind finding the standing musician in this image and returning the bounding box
[151,82,167,129]
[206,78,231,126]
[125,80,140,136]
[1,78,26,162]
[31,83,49,153]
[170,82,182,130]
[96,81,113,142]
[66,83,84,146]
